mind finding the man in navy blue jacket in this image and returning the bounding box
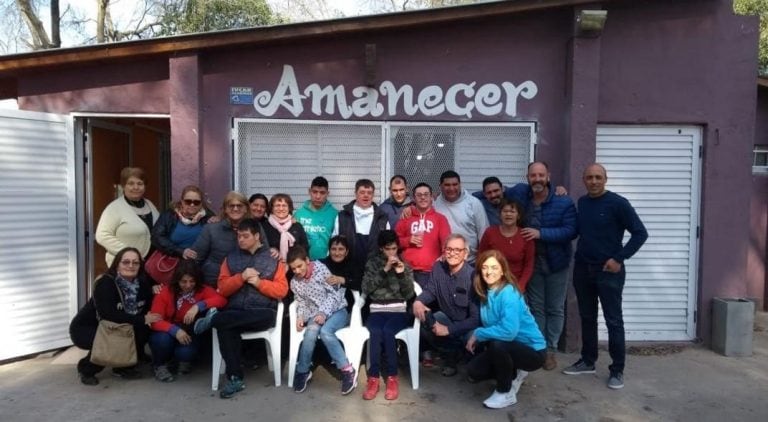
[563,163,648,391]
[506,162,577,371]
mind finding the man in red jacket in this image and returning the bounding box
[395,182,451,287]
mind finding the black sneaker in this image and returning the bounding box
[79,373,99,386]
[112,367,142,379]
[562,359,596,375]
[220,375,245,399]
[340,368,357,395]
[293,371,312,393]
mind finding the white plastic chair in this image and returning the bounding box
[211,301,284,390]
[364,283,422,390]
[288,290,366,387]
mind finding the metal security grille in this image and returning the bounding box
[596,125,701,341]
[389,124,534,191]
[234,120,383,208]
[234,120,535,207]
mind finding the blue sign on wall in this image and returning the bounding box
[230,87,254,105]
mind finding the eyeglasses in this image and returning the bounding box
[444,247,466,255]
[183,199,202,206]
[227,203,245,209]
[120,260,141,266]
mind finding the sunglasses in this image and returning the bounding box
[120,260,141,266]
[183,199,202,206]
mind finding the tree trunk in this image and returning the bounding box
[16,0,52,49]
[50,0,60,48]
[96,0,110,43]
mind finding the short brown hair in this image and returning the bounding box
[120,167,146,186]
[269,193,295,214]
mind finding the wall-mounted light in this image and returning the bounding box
[416,155,423,160]
[576,10,607,37]
[437,143,445,148]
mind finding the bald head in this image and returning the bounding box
[582,163,608,197]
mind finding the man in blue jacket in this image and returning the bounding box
[506,161,577,371]
[563,163,647,391]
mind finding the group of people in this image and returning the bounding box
[69,161,648,409]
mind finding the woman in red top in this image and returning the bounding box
[478,199,535,292]
[149,260,226,382]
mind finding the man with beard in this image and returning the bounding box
[507,161,577,371]
[473,177,568,225]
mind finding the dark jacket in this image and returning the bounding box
[151,209,214,257]
[262,220,310,255]
[379,196,411,229]
[507,182,578,273]
[361,252,416,303]
[71,273,154,328]
[336,201,389,290]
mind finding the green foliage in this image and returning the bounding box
[155,0,284,36]
[734,0,768,75]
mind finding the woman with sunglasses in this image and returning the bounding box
[151,185,215,265]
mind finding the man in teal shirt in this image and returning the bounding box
[295,176,338,260]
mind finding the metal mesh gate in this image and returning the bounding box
[389,124,534,192]
[234,120,535,207]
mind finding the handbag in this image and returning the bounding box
[89,278,138,367]
[145,250,180,285]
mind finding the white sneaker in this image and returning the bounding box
[511,370,528,394]
[483,389,517,409]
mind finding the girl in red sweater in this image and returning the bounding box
[149,260,226,382]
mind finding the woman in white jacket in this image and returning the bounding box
[96,167,159,266]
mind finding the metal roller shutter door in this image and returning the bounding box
[596,125,701,341]
[0,109,76,360]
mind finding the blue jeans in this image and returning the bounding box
[296,308,350,373]
[526,267,569,350]
[573,262,626,374]
[366,312,410,377]
[149,331,199,366]
[420,311,470,364]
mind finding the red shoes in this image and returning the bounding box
[363,375,399,400]
[384,375,399,400]
[362,377,380,400]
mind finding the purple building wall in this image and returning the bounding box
[9,0,760,343]
[750,87,768,310]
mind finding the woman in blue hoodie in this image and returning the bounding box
[465,249,546,409]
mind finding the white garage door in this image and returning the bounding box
[0,109,77,360]
[596,125,701,341]
[233,119,535,206]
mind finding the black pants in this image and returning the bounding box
[69,320,150,377]
[573,262,626,374]
[212,308,276,379]
[467,340,545,392]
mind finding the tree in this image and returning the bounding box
[734,0,768,75]
[364,0,477,13]
[153,0,284,36]
[14,0,59,49]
